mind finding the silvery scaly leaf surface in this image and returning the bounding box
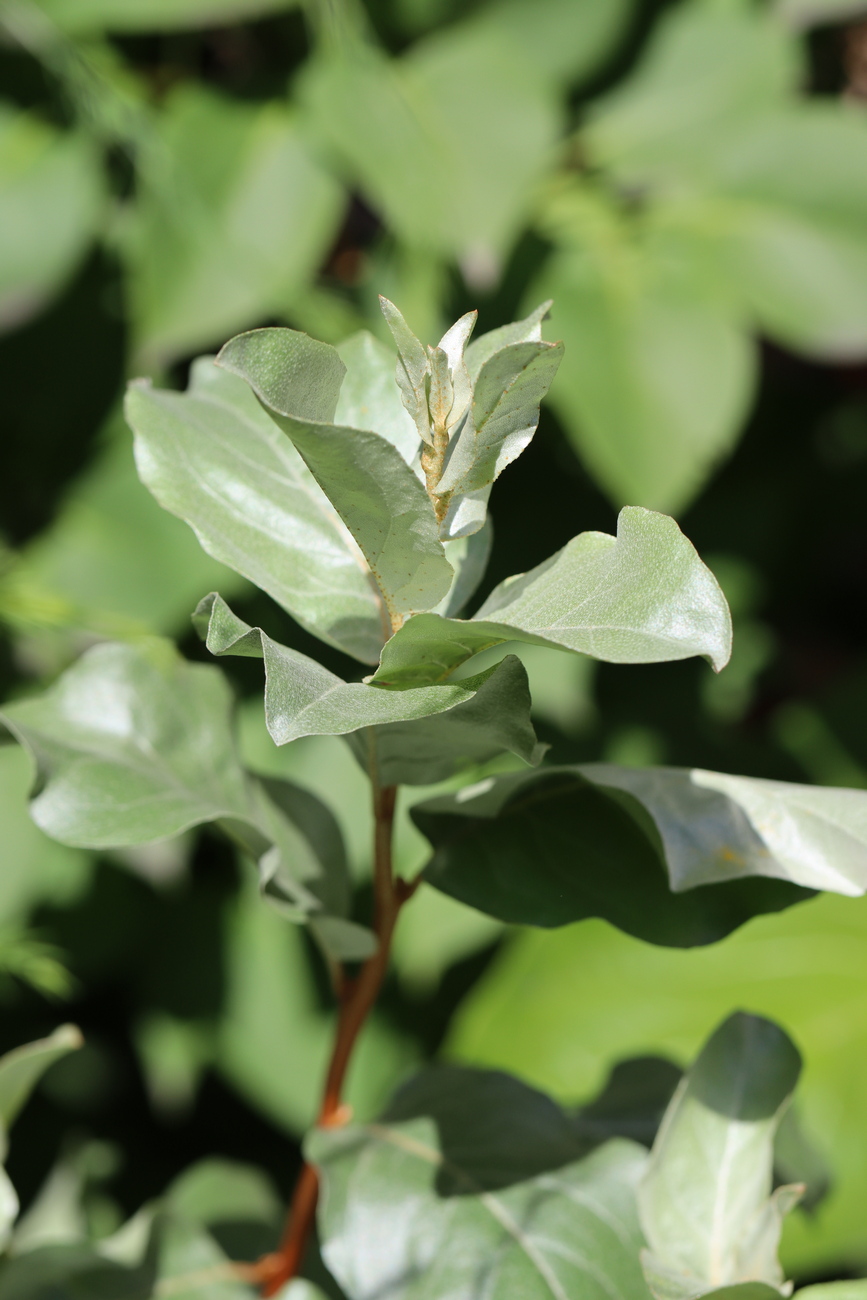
[217,328,454,626]
[379,295,433,446]
[125,359,387,665]
[373,507,732,687]
[638,1013,802,1299]
[310,1065,651,1300]
[0,640,368,960]
[194,594,541,789]
[411,768,810,946]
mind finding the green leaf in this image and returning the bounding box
[0,1026,83,1129]
[452,0,635,89]
[346,653,544,787]
[446,892,867,1273]
[0,106,102,332]
[126,358,386,665]
[378,295,433,447]
[31,0,300,32]
[413,768,810,946]
[584,5,802,188]
[437,339,564,498]
[0,1242,153,1300]
[334,330,420,465]
[1,641,252,849]
[436,522,493,618]
[577,763,867,896]
[217,328,454,624]
[126,85,343,364]
[530,193,756,513]
[373,507,732,686]
[194,593,532,750]
[463,299,553,382]
[638,1013,802,1298]
[299,33,559,267]
[310,1068,650,1300]
[707,108,867,360]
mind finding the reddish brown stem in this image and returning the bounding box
[254,782,414,1295]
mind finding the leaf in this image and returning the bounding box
[0,1026,83,1129]
[0,106,102,333]
[413,768,810,947]
[19,408,248,641]
[334,330,420,466]
[194,593,532,749]
[310,1068,651,1300]
[464,299,553,382]
[577,763,867,896]
[217,328,454,623]
[583,5,802,188]
[437,339,564,498]
[379,296,432,446]
[436,522,493,618]
[775,0,867,27]
[707,108,867,360]
[446,892,867,1273]
[299,32,559,266]
[126,85,343,364]
[126,358,387,665]
[345,653,544,787]
[31,0,301,32]
[1,641,252,849]
[530,192,756,513]
[0,1242,152,1300]
[373,507,732,687]
[638,1013,802,1298]
[452,0,635,89]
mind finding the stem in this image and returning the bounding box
[254,779,414,1295]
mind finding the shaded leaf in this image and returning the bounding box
[413,768,811,947]
[334,330,420,466]
[345,652,544,787]
[0,1026,83,1129]
[126,358,386,665]
[373,507,732,687]
[578,763,867,897]
[217,328,453,623]
[638,1013,802,1298]
[0,106,102,333]
[310,1069,651,1300]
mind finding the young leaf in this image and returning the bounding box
[379,295,432,446]
[126,359,387,665]
[373,507,732,686]
[579,764,867,896]
[413,768,810,947]
[437,339,564,498]
[310,1066,650,1300]
[334,330,421,466]
[638,1013,802,1298]
[194,593,524,746]
[345,653,544,786]
[217,328,454,623]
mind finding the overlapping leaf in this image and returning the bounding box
[413,768,810,947]
[195,593,542,786]
[217,328,454,625]
[1,639,369,958]
[373,507,732,688]
[310,1065,651,1300]
[126,358,387,665]
[31,0,301,32]
[639,1013,802,1300]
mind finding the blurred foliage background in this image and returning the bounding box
[4,0,867,1284]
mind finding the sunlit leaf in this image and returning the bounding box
[31,0,300,31]
[217,328,454,623]
[126,359,387,665]
[373,508,732,687]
